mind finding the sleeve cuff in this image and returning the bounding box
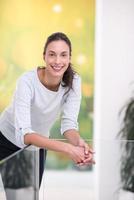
[60,123,79,135]
[15,128,35,148]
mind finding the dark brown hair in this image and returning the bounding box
[43,32,76,94]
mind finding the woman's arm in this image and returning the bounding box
[60,76,95,165]
[63,129,82,146]
[24,132,86,164]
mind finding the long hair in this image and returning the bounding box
[43,32,76,94]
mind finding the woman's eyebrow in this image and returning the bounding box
[48,50,55,53]
[48,50,68,54]
[61,51,68,54]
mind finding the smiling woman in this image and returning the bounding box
[0,32,95,192]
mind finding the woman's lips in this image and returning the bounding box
[51,65,63,72]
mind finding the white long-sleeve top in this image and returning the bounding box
[0,68,81,148]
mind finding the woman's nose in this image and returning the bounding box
[55,56,61,64]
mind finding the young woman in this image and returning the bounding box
[0,32,94,186]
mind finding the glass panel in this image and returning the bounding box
[40,139,134,200]
[1,140,134,200]
[0,146,39,200]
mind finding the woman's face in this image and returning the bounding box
[44,40,71,78]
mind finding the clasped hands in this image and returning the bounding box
[77,138,95,166]
[69,138,95,166]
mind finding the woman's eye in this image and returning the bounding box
[49,53,55,57]
[49,54,54,56]
[62,54,67,57]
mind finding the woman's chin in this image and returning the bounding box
[50,68,66,77]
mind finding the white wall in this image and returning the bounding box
[94,0,134,199]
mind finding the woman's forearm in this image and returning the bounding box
[24,132,70,154]
[63,129,81,146]
[24,132,86,164]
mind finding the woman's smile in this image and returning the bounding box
[51,65,64,72]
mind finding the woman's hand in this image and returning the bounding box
[77,138,95,166]
[66,144,86,164]
[63,130,95,165]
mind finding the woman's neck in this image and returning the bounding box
[38,67,61,91]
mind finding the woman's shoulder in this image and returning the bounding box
[14,68,38,94]
[17,68,37,84]
[73,73,81,85]
[74,73,81,79]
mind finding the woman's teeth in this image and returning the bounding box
[52,66,62,71]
